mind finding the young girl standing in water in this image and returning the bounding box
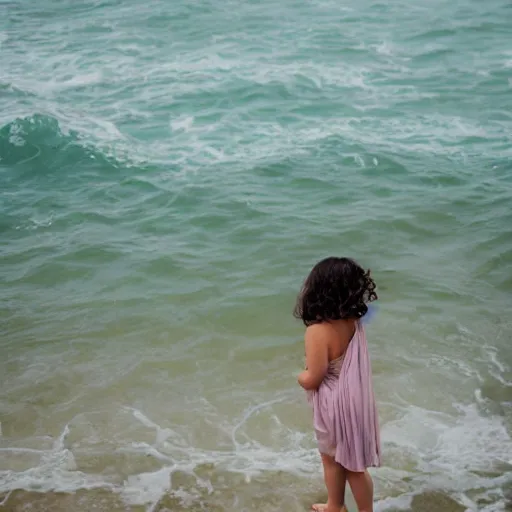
[295,257,381,512]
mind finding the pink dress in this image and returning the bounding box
[307,320,381,472]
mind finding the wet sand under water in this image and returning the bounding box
[0,483,488,512]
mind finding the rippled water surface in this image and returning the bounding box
[1,0,512,510]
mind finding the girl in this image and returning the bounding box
[295,257,381,512]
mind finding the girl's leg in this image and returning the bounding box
[346,469,374,512]
[312,453,347,512]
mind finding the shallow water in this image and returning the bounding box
[1,0,512,510]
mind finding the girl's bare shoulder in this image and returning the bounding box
[305,322,336,342]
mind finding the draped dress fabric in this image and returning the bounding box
[307,321,381,472]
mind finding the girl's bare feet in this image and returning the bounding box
[311,505,347,512]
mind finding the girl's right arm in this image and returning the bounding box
[298,325,329,390]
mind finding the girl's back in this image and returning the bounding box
[319,319,357,363]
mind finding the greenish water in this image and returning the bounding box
[1,0,512,510]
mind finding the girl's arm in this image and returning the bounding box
[298,326,329,390]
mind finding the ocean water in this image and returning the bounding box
[1,0,512,510]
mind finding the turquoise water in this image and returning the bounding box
[1,0,512,510]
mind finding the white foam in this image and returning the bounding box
[1,399,510,511]
[124,406,186,448]
[119,442,174,465]
[0,492,10,506]
[0,447,46,455]
[230,396,289,449]
[26,214,54,230]
[45,71,104,91]
[375,494,412,511]
[0,423,111,495]
[115,404,320,509]
[170,115,194,133]
[375,41,394,56]
[479,343,512,388]
[8,120,26,147]
[433,403,512,475]
[120,465,176,512]
[382,402,512,494]
[59,111,124,141]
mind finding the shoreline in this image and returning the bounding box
[0,482,503,512]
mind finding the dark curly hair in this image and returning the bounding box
[293,257,377,326]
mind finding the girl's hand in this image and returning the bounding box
[298,369,311,389]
